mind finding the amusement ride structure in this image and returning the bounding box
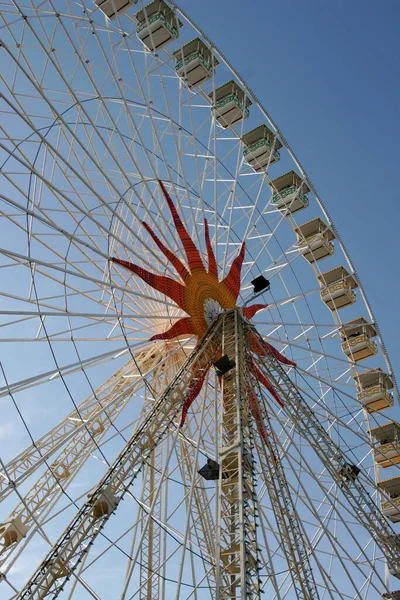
[0,1,400,599]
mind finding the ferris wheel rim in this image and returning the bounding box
[0,2,392,463]
[0,2,398,599]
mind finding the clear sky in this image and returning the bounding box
[186,0,400,379]
[1,3,399,596]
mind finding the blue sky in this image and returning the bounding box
[1,3,399,595]
[187,0,400,378]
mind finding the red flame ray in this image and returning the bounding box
[221,242,246,300]
[243,304,268,320]
[142,221,189,282]
[204,219,218,278]
[248,330,296,367]
[249,390,268,442]
[150,317,193,342]
[158,180,204,272]
[180,360,212,427]
[111,257,186,311]
[249,359,284,408]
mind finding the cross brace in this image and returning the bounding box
[15,318,223,600]
[249,323,400,577]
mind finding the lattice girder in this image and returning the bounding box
[0,345,169,567]
[15,318,224,600]
[0,344,166,503]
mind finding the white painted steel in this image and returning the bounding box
[0,2,398,599]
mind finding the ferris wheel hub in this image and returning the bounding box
[203,297,222,325]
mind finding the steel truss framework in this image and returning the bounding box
[8,311,400,600]
[0,1,399,599]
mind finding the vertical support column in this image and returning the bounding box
[139,446,162,600]
[216,311,261,600]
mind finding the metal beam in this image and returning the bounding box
[249,323,400,576]
[15,318,223,600]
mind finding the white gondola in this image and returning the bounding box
[317,266,358,311]
[355,368,394,412]
[338,317,378,362]
[387,550,400,580]
[241,125,282,172]
[0,515,28,548]
[370,422,400,468]
[208,80,252,128]
[90,484,119,519]
[378,476,400,522]
[136,0,182,51]
[269,171,310,215]
[293,217,335,262]
[382,591,400,599]
[173,38,218,87]
[94,0,137,20]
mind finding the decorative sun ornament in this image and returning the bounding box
[112,181,295,440]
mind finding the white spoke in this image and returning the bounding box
[0,2,397,599]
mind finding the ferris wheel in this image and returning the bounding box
[1,1,400,599]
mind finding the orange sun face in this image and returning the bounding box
[111,180,295,440]
[183,271,235,337]
[111,180,265,342]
